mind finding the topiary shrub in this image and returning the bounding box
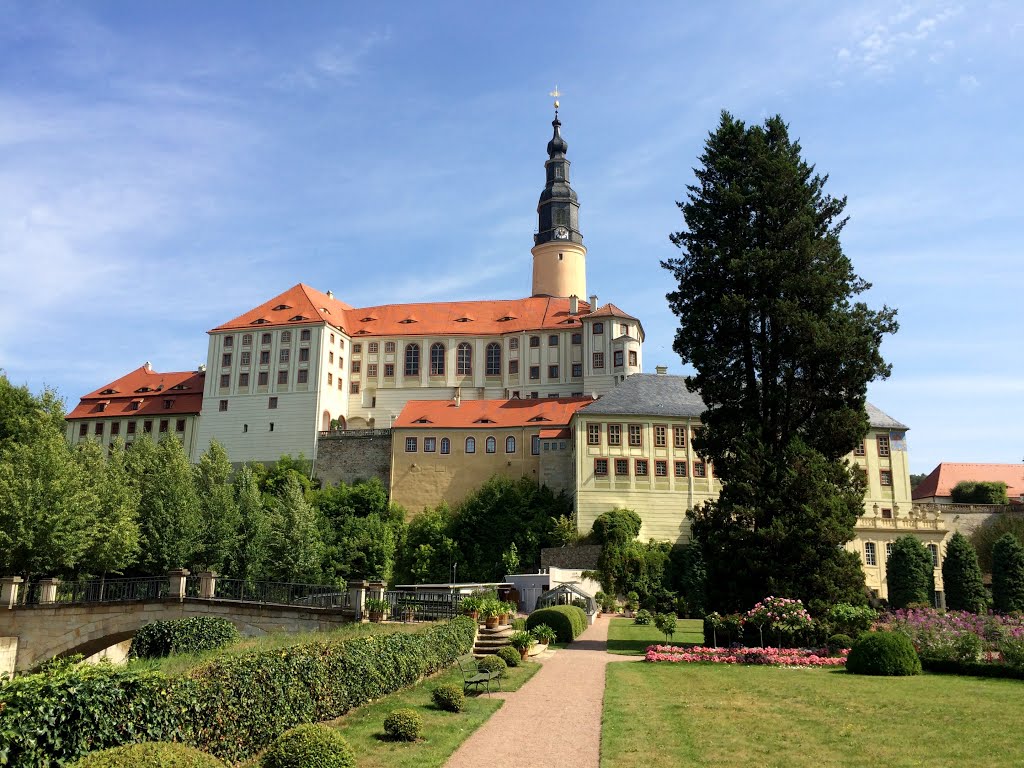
[526,605,588,643]
[633,609,653,625]
[827,634,854,655]
[510,617,527,631]
[846,631,921,676]
[260,724,354,768]
[477,654,507,677]
[383,708,422,742]
[69,742,226,768]
[130,617,240,659]
[431,683,464,712]
[496,647,521,667]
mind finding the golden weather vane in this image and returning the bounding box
[549,85,561,111]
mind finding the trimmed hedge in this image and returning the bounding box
[526,606,587,643]
[919,657,1024,681]
[0,616,476,766]
[69,742,227,767]
[130,617,240,659]
[846,631,921,676]
[260,724,355,768]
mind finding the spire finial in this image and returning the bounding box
[549,84,561,116]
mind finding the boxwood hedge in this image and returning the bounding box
[0,616,476,767]
[69,742,227,768]
[526,606,587,643]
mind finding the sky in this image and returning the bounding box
[0,1,1021,474]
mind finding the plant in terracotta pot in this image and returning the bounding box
[480,598,502,629]
[460,595,482,621]
[530,623,556,649]
[365,597,389,622]
[508,630,535,660]
[498,600,517,625]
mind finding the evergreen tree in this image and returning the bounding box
[969,514,1024,573]
[192,440,240,572]
[991,533,1024,614]
[134,435,202,573]
[264,474,324,584]
[887,536,935,609]
[941,532,987,612]
[661,112,898,612]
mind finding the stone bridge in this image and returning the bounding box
[0,572,381,675]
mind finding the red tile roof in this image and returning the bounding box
[586,302,639,322]
[67,365,204,420]
[912,463,1024,502]
[394,397,593,430]
[211,283,605,337]
[539,428,571,439]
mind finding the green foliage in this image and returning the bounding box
[317,477,406,584]
[634,609,653,625]
[397,504,459,584]
[909,473,928,491]
[992,533,1024,613]
[129,617,240,659]
[0,617,477,766]
[510,617,527,631]
[970,513,1024,573]
[431,683,465,712]
[228,466,272,582]
[191,441,240,573]
[824,603,878,636]
[134,435,203,573]
[654,613,678,641]
[846,631,922,676]
[625,591,639,610]
[942,532,988,613]
[668,543,707,617]
[383,708,422,742]
[69,742,227,768]
[496,646,522,667]
[592,508,642,545]
[364,597,390,614]
[886,536,935,610]
[507,630,535,652]
[526,606,587,643]
[827,634,854,654]
[501,541,520,575]
[951,481,1009,505]
[530,623,557,644]
[251,454,317,497]
[476,655,507,676]
[549,514,580,547]
[260,723,355,768]
[663,112,896,613]
[263,474,325,583]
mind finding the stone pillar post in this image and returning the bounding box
[37,578,60,605]
[198,571,218,600]
[0,577,23,609]
[348,580,368,622]
[168,569,190,601]
[367,581,386,603]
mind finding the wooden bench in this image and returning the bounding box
[457,657,502,695]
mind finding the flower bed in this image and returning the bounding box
[879,608,1024,668]
[645,645,847,667]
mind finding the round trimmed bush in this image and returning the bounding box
[477,654,508,676]
[260,724,354,768]
[70,742,226,768]
[431,683,464,712]
[846,631,921,676]
[827,634,854,655]
[526,605,588,643]
[384,708,423,742]
[496,646,521,667]
[634,609,653,626]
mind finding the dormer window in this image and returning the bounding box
[497,315,516,322]
[474,418,496,424]
[361,316,377,322]
[251,318,267,325]
[289,315,308,322]
[100,388,118,395]
[97,402,108,412]
[136,386,152,393]
[413,417,432,424]
[527,415,551,422]
[129,400,142,411]
[319,307,331,314]
[273,304,292,311]
[399,318,417,324]
[455,316,473,323]
[170,384,189,391]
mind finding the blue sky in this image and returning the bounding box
[0,1,1021,473]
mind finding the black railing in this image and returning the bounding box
[16,577,170,606]
[213,579,349,608]
[383,590,458,621]
[317,428,392,439]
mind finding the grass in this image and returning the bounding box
[328,655,541,768]
[606,617,704,656]
[129,621,427,676]
[602,662,1024,768]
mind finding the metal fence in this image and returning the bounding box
[213,579,350,608]
[15,576,170,606]
[383,590,458,621]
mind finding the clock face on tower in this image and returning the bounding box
[554,226,569,240]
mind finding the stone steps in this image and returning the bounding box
[473,624,514,656]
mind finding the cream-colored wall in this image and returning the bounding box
[67,414,201,459]
[0,637,16,681]
[389,427,544,513]
[850,509,947,601]
[531,240,586,299]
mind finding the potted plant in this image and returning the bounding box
[625,591,639,618]
[498,600,517,625]
[480,598,502,629]
[460,595,482,621]
[530,623,556,650]
[399,599,418,623]
[365,597,389,622]
[508,630,535,660]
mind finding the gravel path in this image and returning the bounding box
[445,615,634,768]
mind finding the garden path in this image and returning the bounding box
[444,615,634,768]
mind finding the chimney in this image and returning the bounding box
[454,388,461,407]
[569,295,579,315]
[656,365,668,375]
[588,294,598,309]
[326,290,334,299]
[144,361,152,372]
[197,364,207,373]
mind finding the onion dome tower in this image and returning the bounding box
[531,89,587,299]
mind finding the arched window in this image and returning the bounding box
[465,436,476,454]
[486,436,496,453]
[430,342,446,375]
[457,343,473,376]
[505,436,516,453]
[405,344,420,376]
[485,343,501,376]
[440,437,451,455]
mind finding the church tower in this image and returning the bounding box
[531,97,587,299]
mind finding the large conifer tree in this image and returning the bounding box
[887,535,935,609]
[662,112,898,612]
[941,531,987,612]
[992,533,1024,613]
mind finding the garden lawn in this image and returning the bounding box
[606,617,703,655]
[329,655,541,768]
[602,662,1024,768]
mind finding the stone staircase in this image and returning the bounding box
[473,624,513,656]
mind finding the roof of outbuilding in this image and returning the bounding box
[912,463,1024,501]
[579,373,908,429]
[394,397,593,430]
[66,365,205,420]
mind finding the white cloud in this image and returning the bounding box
[835,3,965,75]
[273,29,390,90]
